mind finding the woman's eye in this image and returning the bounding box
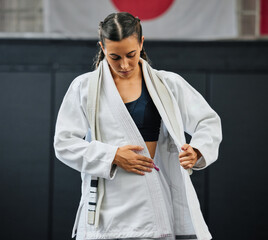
[128,54,136,58]
[110,53,135,60]
[111,56,120,60]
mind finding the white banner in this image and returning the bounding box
[44,0,237,40]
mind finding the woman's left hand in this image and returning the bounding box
[178,144,202,169]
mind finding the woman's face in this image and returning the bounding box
[99,34,144,80]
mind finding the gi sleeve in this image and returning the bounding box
[162,71,223,170]
[53,76,118,180]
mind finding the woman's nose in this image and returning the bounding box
[120,58,129,70]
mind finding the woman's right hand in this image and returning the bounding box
[113,145,155,175]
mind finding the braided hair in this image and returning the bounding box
[93,12,150,69]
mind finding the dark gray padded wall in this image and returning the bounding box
[209,73,268,240]
[0,39,267,240]
[52,72,85,239]
[0,72,51,240]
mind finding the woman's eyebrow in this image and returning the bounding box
[127,50,136,54]
[109,50,136,56]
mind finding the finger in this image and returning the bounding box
[179,156,191,162]
[180,161,193,169]
[181,144,190,151]
[134,165,153,172]
[131,168,145,175]
[179,151,196,160]
[180,158,196,166]
[128,145,144,151]
[179,154,195,161]
[180,161,192,167]
[138,155,154,163]
[182,164,192,169]
[179,151,189,158]
[136,160,155,168]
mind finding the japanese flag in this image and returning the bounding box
[261,0,268,35]
[44,0,238,40]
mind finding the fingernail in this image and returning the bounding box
[153,163,160,171]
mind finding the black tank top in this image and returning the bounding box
[124,76,161,141]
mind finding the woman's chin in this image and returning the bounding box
[118,70,133,78]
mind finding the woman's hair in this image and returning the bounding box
[93,12,150,69]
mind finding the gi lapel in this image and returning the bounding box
[141,58,193,176]
[101,58,172,236]
[141,59,209,238]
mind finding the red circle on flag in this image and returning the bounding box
[111,0,174,21]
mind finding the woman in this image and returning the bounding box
[54,12,222,240]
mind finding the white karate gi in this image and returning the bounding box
[54,58,222,240]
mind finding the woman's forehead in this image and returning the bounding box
[104,36,140,52]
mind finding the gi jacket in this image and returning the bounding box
[54,58,222,240]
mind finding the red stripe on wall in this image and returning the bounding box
[260,0,268,35]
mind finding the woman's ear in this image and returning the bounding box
[140,36,145,50]
[99,41,105,55]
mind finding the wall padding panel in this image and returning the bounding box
[0,72,51,240]
[208,73,268,240]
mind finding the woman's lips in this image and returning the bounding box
[119,70,132,75]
